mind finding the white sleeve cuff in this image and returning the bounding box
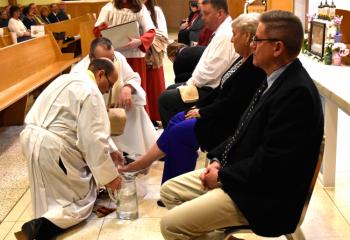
[108,137,118,152]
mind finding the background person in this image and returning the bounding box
[8,5,31,42]
[158,0,238,128]
[95,0,156,114]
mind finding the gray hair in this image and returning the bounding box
[231,13,260,36]
[89,37,113,60]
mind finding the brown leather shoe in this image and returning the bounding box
[14,231,29,240]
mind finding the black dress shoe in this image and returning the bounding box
[16,217,64,240]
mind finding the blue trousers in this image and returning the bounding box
[157,112,200,184]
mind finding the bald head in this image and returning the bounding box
[88,58,118,94]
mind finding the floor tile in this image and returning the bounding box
[339,206,350,225]
[57,219,104,240]
[98,218,164,240]
[2,189,31,223]
[301,188,350,239]
[3,221,24,240]
[0,188,27,223]
[0,222,16,240]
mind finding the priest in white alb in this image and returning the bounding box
[17,59,123,240]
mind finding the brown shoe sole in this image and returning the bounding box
[14,231,29,240]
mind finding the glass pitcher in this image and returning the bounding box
[115,174,138,220]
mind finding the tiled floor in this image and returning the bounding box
[1,32,350,239]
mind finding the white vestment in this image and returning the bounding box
[20,72,119,229]
[71,51,158,156]
[154,6,168,39]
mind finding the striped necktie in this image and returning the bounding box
[220,78,268,167]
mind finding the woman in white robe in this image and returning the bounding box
[95,0,156,114]
[18,59,122,239]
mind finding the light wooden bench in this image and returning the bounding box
[0,34,13,48]
[0,34,80,125]
[45,14,94,49]
[80,18,96,57]
[0,27,14,48]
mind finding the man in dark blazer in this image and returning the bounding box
[159,10,324,240]
[57,2,69,21]
[48,3,60,23]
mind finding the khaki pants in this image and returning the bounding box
[160,169,248,240]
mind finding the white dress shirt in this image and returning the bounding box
[186,16,239,89]
[8,17,27,37]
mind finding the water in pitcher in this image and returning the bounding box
[116,174,139,220]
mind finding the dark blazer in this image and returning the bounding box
[41,15,51,24]
[174,45,206,83]
[188,13,205,43]
[208,59,324,236]
[48,12,60,23]
[195,55,265,151]
[0,19,8,28]
[57,10,69,21]
[178,13,205,45]
[22,17,37,30]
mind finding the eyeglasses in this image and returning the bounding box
[105,74,114,89]
[252,35,281,44]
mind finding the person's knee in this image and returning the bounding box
[160,181,171,207]
[160,211,184,239]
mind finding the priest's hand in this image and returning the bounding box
[110,151,125,166]
[185,108,200,119]
[105,175,123,192]
[118,158,150,174]
[117,85,134,111]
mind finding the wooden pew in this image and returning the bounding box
[2,27,9,35]
[0,34,13,48]
[0,27,14,48]
[0,34,79,125]
[44,14,94,49]
[80,19,96,58]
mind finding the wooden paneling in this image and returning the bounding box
[64,1,109,19]
[158,0,191,30]
[268,0,294,12]
[227,0,245,19]
[336,9,350,44]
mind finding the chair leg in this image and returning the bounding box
[285,227,305,240]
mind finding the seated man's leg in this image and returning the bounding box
[160,169,248,240]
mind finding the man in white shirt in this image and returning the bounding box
[17,59,123,240]
[71,37,158,157]
[158,0,239,127]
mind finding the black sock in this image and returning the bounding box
[22,217,64,240]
